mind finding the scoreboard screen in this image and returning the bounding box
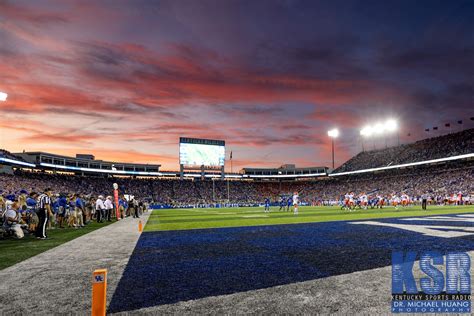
[179,138,225,167]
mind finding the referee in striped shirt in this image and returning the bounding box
[36,188,53,239]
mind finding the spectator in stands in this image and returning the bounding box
[335,128,474,173]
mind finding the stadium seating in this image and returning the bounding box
[334,128,474,173]
[1,159,472,205]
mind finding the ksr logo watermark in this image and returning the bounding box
[392,251,471,313]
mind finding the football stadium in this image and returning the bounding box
[1,1,474,315]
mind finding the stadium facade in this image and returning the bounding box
[0,128,473,181]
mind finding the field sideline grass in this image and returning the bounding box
[145,205,474,231]
[0,221,112,270]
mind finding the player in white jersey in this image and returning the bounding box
[463,194,471,205]
[292,192,299,215]
[360,193,368,210]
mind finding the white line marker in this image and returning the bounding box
[351,220,474,238]
[399,216,474,222]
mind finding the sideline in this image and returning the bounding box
[0,212,150,315]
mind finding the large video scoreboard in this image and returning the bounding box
[179,137,225,167]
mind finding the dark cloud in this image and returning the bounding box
[0,1,69,25]
[217,104,285,116]
[381,46,474,77]
[1,0,473,168]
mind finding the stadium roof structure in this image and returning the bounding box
[1,126,473,180]
[0,156,36,168]
[241,164,328,178]
[1,151,473,179]
[0,150,36,168]
[13,151,162,176]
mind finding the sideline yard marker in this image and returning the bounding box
[92,269,107,316]
[138,220,143,232]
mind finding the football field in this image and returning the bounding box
[145,205,474,231]
[107,205,474,313]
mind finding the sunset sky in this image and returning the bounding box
[1,0,473,170]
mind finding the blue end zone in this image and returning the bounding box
[108,215,474,313]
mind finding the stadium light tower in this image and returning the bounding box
[327,128,339,169]
[0,92,7,102]
[360,119,398,149]
[386,119,397,132]
[360,126,373,137]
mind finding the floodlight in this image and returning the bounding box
[0,92,7,102]
[327,128,339,138]
[360,126,373,137]
[374,123,385,134]
[385,119,397,132]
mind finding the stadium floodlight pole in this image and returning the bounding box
[327,129,339,169]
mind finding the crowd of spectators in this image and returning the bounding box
[334,128,474,173]
[1,159,472,209]
[0,174,148,239]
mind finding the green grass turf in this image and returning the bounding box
[0,221,113,270]
[145,205,474,232]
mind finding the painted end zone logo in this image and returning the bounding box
[392,252,471,313]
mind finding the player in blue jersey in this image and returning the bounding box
[57,194,67,228]
[264,198,270,213]
[278,196,285,211]
[286,197,292,211]
[26,192,39,232]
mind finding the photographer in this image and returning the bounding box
[3,202,25,239]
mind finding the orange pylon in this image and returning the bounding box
[92,269,107,316]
